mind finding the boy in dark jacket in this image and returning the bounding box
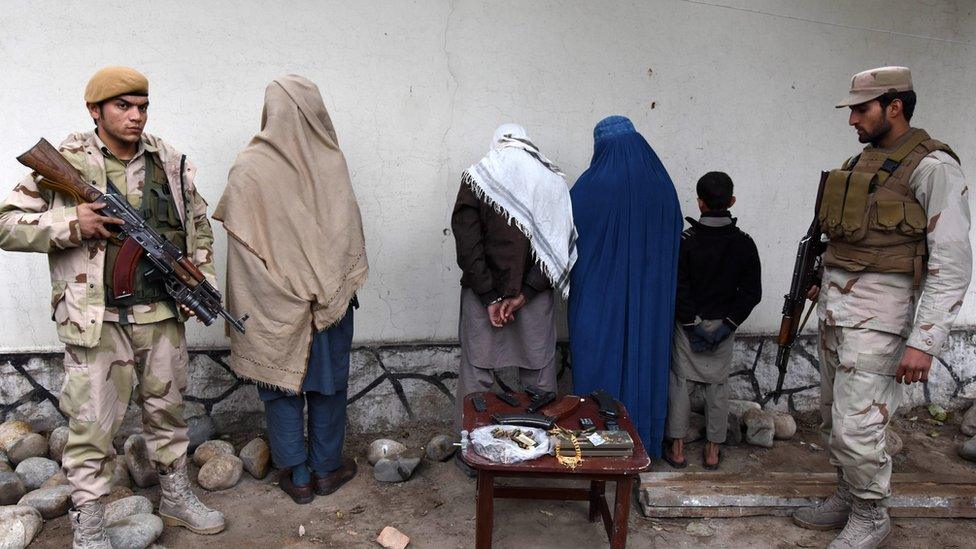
[664,171,762,469]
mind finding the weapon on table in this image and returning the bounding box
[774,171,828,402]
[17,138,248,333]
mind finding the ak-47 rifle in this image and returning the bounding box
[774,171,828,402]
[17,138,248,333]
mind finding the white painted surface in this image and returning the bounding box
[0,0,973,351]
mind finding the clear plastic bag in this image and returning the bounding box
[470,425,551,464]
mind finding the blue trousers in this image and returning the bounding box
[262,390,347,474]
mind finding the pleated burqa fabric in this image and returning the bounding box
[568,116,682,457]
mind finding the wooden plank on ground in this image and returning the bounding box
[638,471,976,519]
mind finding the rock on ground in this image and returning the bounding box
[193,439,236,467]
[124,435,159,488]
[0,505,43,549]
[425,435,457,462]
[48,426,70,462]
[197,454,244,491]
[0,451,10,472]
[376,525,411,549]
[958,436,976,463]
[742,409,775,448]
[368,439,407,466]
[105,495,154,526]
[772,412,797,440]
[684,413,706,443]
[7,433,48,465]
[238,438,270,479]
[17,485,72,519]
[962,401,976,437]
[725,412,743,446]
[886,429,904,457]
[0,471,27,505]
[373,455,421,483]
[112,456,132,489]
[0,420,33,452]
[40,470,68,489]
[14,457,59,491]
[105,513,164,549]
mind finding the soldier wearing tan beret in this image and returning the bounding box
[0,66,225,547]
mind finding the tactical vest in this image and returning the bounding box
[819,128,958,284]
[104,153,187,307]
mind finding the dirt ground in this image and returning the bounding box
[32,407,976,548]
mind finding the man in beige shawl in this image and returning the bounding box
[214,75,367,503]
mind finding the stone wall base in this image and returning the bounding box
[3,333,975,437]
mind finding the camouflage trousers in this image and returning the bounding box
[818,322,904,500]
[60,318,189,506]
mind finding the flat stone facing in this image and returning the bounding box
[2,336,976,439]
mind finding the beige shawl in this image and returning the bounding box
[213,75,368,392]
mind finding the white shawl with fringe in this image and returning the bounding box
[464,124,577,298]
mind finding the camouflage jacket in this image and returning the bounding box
[0,132,217,348]
[818,149,972,356]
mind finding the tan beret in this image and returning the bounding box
[84,66,149,103]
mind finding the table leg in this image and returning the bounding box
[588,480,605,522]
[476,470,495,549]
[610,476,634,549]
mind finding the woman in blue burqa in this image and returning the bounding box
[568,116,682,458]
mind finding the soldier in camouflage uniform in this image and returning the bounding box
[0,66,225,548]
[792,67,971,549]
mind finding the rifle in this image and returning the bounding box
[17,138,248,333]
[774,171,828,402]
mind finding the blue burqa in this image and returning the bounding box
[568,116,682,458]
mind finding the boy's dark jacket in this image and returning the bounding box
[675,210,762,327]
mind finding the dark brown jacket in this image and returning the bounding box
[451,176,550,305]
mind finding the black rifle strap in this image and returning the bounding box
[179,155,187,229]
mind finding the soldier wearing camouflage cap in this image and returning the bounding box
[792,66,971,548]
[0,66,225,547]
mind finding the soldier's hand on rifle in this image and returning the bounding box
[179,304,199,321]
[895,347,932,384]
[78,202,124,239]
[806,284,820,301]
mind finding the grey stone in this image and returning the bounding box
[8,400,65,433]
[961,401,976,437]
[725,412,743,446]
[0,420,33,452]
[112,456,132,489]
[238,438,270,479]
[0,505,43,549]
[886,429,904,457]
[7,433,48,465]
[367,439,407,466]
[772,412,797,440]
[185,356,238,400]
[683,413,706,443]
[184,402,214,452]
[0,451,10,472]
[425,435,457,462]
[742,409,775,448]
[197,454,243,491]
[728,400,761,425]
[14,457,59,491]
[373,455,421,483]
[210,385,265,434]
[17,485,71,519]
[0,471,27,505]
[959,436,976,463]
[193,439,235,467]
[124,435,159,488]
[105,513,164,549]
[40,470,68,488]
[48,426,69,462]
[105,495,154,526]
[106,486,135,504]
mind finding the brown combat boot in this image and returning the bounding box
[312,457,358,496]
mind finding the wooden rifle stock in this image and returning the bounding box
[16,139,101,204]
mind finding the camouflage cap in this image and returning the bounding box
[84,66,149,103]
[836,66,912,108]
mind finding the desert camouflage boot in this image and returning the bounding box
[793,470,852,530]
[158,456,226,535]
[69,501,111,549]
[828,497,891,549]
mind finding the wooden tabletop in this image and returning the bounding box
[461,391,651,475]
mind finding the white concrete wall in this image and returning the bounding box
[0,0,974,351]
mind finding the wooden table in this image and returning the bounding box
[462,392,651,548]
